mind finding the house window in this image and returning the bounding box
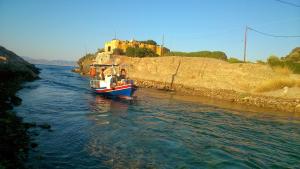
[108,46,111,52]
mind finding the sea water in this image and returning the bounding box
[15,65,300,169]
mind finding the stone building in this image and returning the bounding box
[104,39,169,56]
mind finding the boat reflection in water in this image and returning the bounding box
[87,95,131,125]
[85,95,141,168]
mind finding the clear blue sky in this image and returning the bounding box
[0,0,300,61]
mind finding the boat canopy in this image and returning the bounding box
[90,64,119,67]
[90,63,131,67]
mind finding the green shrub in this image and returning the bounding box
[228,57,243,63]
[266,55,300,74]
[267,55,282,66]
[283,61,300,74]
[165,51,227,60]
[126,47,135,57]
[96,48,104,54]
[256,60,266,64]
[139,40,157,45]
[77,53,95,65]
[126,47,158,57]
[282,47,300,62]
[113,48,124,55]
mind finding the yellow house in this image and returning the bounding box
[104,39,169,56]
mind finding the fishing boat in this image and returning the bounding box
[89,64,137,99]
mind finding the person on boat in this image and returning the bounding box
[117,69,127,85]
[119,69,126,80]
[99,67,105,80]
[89,65,96,78]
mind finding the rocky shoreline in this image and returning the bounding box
[0,46,40,169]
[77,55,300,114]
[134,79,300,113]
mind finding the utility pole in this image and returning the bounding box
[114,31,116,40]
[161,34,165,56]
[243,26,248,62]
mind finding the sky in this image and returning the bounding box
[0,0,300,61]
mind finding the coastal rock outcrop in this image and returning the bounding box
[0,46,40,169]
[78,54,300,113]
[0,46,40,110]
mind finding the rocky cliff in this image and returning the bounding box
[0,46,40,169]
[0,46,40,109]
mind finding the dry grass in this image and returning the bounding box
[297,79,300,87]
[272,65,293,76]
[255,77,297,92]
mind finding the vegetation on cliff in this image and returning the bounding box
[282,47,300,62]
[126,47,158,57]
[113,48,125,55]
[77,53,96,74]
[0,46,40,169]
[0,46,40,110]
[165,51,228,60]
[227,57,244,63]
[267,50,300,74]
[138,40,157,45]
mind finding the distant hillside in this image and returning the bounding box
[0,46,39,81]
[23,56,76,66]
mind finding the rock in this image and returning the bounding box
[11,95,22,106]
[71,68,80,73]
[295,104,300,113]
[38,123,51,129]
[23,122,37,129]
[282,86,289,96]
[0,55,7,62]
[0,46,40,169]
[30,142,38,148]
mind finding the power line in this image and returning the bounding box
[243,26,300,62]
[274,0,300,7]
[248,26,300,38]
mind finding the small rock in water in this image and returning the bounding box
[38,123,51,129]
[31,142,38,148]
[11,95,22,106]
[24,122,37,129]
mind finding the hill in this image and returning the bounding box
[23,56,76,66]
[283,47,300,62]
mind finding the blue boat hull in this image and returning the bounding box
[93,84,136,98]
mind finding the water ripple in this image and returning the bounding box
[14,65,300,169]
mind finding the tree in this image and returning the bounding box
[97,48,104,54]
[283,47,300,62]
[126,47,136,57]
[140,40,157,45]
[267,55,282,66]
[228,57,243,63]
[113,48,124,55]
[126,47,158,57]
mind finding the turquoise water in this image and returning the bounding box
[15,65,300,169]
